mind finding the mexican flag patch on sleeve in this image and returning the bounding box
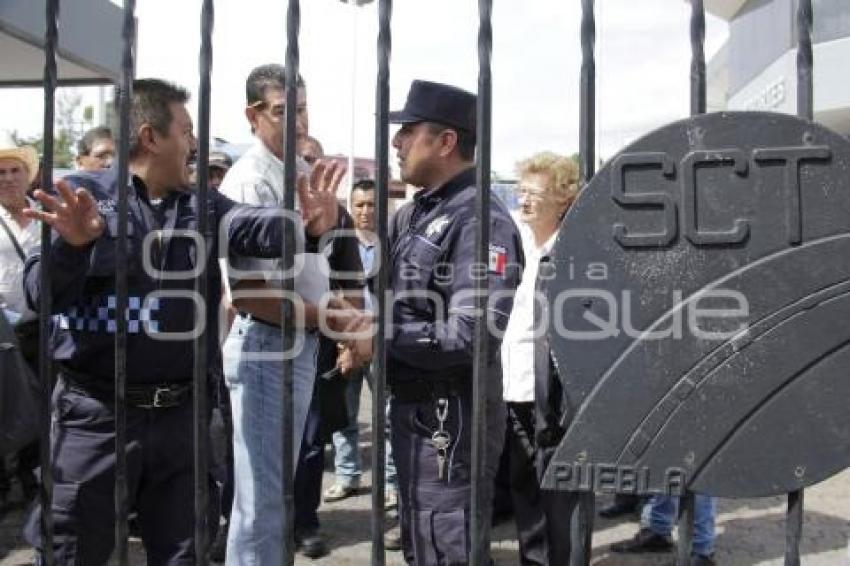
[488,244,507,275]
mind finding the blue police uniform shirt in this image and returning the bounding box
[24,165,310,386]
[387,167,524,382]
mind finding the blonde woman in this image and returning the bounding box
[501,151,579,565]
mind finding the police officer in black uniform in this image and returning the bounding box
[387,80,523,565]
[21,78,342,565]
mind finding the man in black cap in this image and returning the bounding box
[387,79,523,564]
[206,151,232,190]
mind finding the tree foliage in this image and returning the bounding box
[11,90,84,169]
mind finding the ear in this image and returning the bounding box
[245,106,260,132]
[437,129,458,158]
[137,123,159,155]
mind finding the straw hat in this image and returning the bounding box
[0,130,39,184]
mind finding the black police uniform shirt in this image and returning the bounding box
[387,167,524,382]
[24,166,311,386]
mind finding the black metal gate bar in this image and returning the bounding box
[578,0,596,187]
[797,0,814,121]
[469,0,493,564]
[689,0,707,116]
[676,3,707,564]
[38,1,59,564]
[785,488,804,565]
[370,0,392,563]
[677,492,696,566]
[783,2,814,564]
[113,1,136,564]
[193,1,215,563]
[571,1,597,563]
[281,1,301,564]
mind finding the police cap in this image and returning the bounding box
[388,80,476,133]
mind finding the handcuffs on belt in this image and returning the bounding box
[432,397,453,481]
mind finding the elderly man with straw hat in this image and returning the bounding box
[0,131,41,506]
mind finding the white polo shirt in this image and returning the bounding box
[219,139,330,311]
[501,227,557,403]
[0,200,40,322]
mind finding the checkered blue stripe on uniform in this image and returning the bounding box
[59,295,160,334]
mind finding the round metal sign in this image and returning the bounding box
[542,111,850,498]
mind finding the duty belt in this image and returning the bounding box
[62,371,192,409]
[390,378,471,404]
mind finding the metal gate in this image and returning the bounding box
[25,0,848,565]
[30,0,492,564]
[542,1,850,565]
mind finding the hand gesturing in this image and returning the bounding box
[24,180,105,247]
[322,307,374,376]
[297,160,346,237]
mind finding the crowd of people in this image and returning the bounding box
[0,66,718,566]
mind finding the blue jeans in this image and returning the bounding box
[642,494,716,557]
[223,315,318,565]
[331,367,397,490]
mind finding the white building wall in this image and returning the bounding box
[726,36,850,135]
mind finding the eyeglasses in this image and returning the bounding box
[515,184,550,201]
[248,100,286,119]
[90,150,115,161]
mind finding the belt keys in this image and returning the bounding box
[432,397,452,480]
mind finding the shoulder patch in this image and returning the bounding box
[97,199,116,214]
[425,214,451,239]
[489,243,507,275]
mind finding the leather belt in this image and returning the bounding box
[127,383,191,409]
[237,311,280,329]
[62,372,191,409]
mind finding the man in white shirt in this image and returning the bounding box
[0,133,42,504]
[0,134,40,325]
[218,64,355,564]
[500,151,579,565]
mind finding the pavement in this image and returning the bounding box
[2,385,849,565]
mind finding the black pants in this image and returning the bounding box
[294,381,324,532]
[506,402,548,565]
[25,378,196,565]
[211,370,234,522]
[535,438,593,566]
[0,456,9,497]
[0,443,37,497]
[10,322,42,502]
[391,390,505,566]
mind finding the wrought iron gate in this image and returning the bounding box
[542,1,850,566]
[28,1,848,565]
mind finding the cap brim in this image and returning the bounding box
[387,110,424,124]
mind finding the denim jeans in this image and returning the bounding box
[331,367,397,490]
[223,314,318,565]
[642,494,716,557]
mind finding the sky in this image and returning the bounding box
[1,0,728,178]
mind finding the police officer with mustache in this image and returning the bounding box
[387,80,524,565]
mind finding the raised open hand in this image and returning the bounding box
[23,180,105,247]
[297,159,346,237]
